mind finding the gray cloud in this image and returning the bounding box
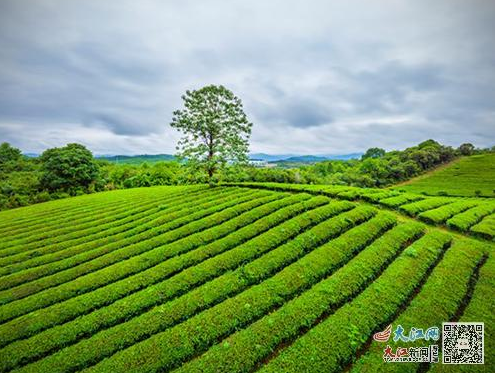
[0,0,494,155]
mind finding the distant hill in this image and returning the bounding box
[278,155,330,163]
[98,154,175,164]
[249,153,296,162]
[322,153,363,160]
[95,152,363,165]
[249,153,362,162]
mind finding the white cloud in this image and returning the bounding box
[0,0,494,154]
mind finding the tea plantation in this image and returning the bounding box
[391,153,495,197]
[0,184,492,372]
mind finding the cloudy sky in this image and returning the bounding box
[0,0,494,155]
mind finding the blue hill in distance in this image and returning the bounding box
[24,152,363,164]
[250,153,362,162]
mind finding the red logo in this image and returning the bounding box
[373,324,392,342]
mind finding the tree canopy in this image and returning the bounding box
[170,85,252,183]
[458,143,475,156]
[39,143,99,193]
[0,142,23,174]
[362,147,386,160]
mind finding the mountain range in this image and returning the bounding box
[24,152,363,163]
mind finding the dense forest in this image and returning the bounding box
[0,140,492,210]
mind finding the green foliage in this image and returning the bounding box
[361,147,385,159]
[470,213,495,240]
[392,153,495,197]
[452,255,495,372]
[0,186,492,373]
[39,143,99,193]
[176,222,425,373]
[399,197,454,216]
[418,200,480,224]
[99,154,175,165]
[0,194,329,370]
[170,85,253,182]
[280,139,457,188]
[0,191,273,320]
[379,193,425,207]
[0,139,483,211]
[0,188,233,286]
[258,231,452,373]
[458,142,475,156]
[351,238,487,373]
[446,202,495,232]
[226,182,495,240]
[72,210,390,373]
[0,142,22,172]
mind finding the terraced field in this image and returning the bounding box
[0,184,493,372]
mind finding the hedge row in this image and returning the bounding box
[224,182,351,199]
[470,213,495,240]
[0,186,223,253]
[418,199,480,225]
[225,184,491,232]
[0,195,332,347]
[0,188,181,250]
[429,254,495,372]
[0,191,278,320]
[1,197,350,370]
[399,197,455,216]
[0,188,233,272]
[257,231,452,373]
[226,182,400,204]
[65,211,393,373]
[0,192,161,249]
[0,194,317,360]
[0,186,197,243]
[349,237,488,373]
[446,202,495,232]
[0,187,162,233]
[0,197,148,249]
[0,187,243,264]
[312,185,364,197]
[0,188,249,279]
[175,221,426,373]
[356,191,398,203]
[0,190,263,294]
[378,193,425,208]
[335,189,370,200]
[0,184,203,221]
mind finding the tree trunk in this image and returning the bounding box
[207,132,215,186]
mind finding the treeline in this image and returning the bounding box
[223,140,491,187]
[0,140,492,210]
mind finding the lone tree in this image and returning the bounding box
[458,143,475,156]
[170,85,252,184]
[40,143,99,193]
[0,142,23,173]
[361,147,386,160]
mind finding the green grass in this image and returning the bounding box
[0,185,493,373]
[391,153,495,197]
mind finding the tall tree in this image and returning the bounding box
[361,147,385,160]
[40,143,99,193]
[0,142,21,163]
[458,143,475,156]
[170,85,252,184]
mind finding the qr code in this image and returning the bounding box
[442,322,484,364]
